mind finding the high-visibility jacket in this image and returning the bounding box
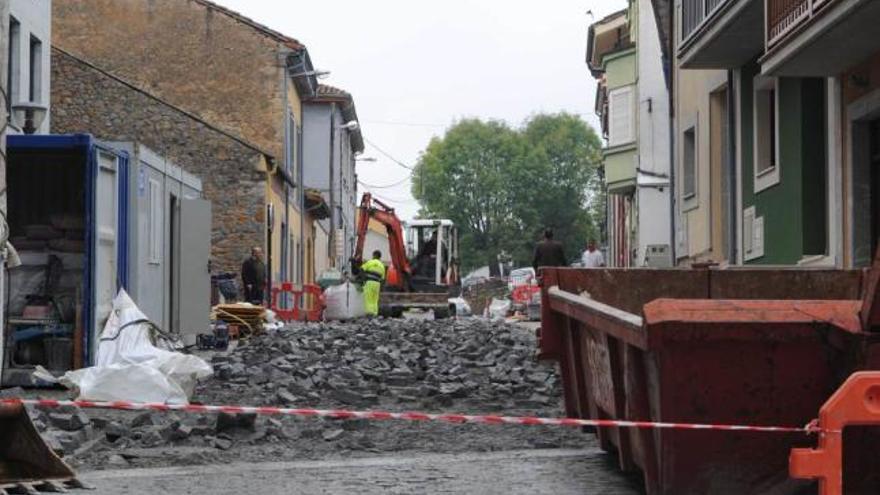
[361,259,386,282]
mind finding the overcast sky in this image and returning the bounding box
[216,0,627,219]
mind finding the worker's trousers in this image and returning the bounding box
[363,280,381,316]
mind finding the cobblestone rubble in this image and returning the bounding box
[22,318,590,471]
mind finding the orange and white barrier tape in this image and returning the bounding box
[1,398,817,434]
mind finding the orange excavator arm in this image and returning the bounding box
[353,193,411,290]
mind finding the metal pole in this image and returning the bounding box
[0,0,9,376]
[435,224,443,286]
[328,105,336,267]
[298,125,305,285]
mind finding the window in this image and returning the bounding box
[149,179,162,264]
[287,113,298,176]
[743,206,765,261]
[28,35,42,103]
[608,86,634,146]
[682,126,697,200]
[754,77,780,192]
[7,17,20,107]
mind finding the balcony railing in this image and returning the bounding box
[681,0,731,42]
[767,0,835,47]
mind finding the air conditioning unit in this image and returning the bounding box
[645,244,672,268]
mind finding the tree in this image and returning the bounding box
[412,113,603,272]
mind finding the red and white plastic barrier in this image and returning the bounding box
[1,398,817,434]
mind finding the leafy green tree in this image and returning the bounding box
[412,113,602,271]
[521,113,604,262]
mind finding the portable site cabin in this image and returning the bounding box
[1,135,210,386]
[114,142,210,345]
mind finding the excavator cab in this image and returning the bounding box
[405,220,459,292]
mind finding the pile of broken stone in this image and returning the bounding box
[25,317,566,467]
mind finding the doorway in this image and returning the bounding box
[710,86,731,262]
[871,119,880,259]
[850,91,880,267]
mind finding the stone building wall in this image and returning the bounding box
[51,48,270,276]
[52,0,301,160]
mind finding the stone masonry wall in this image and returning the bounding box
[51,48,267,276]
[53,0,293,159]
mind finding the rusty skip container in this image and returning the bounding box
[538,267,880,494]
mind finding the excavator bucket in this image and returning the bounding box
[0,401,81,494]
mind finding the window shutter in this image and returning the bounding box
[609,88,633,146]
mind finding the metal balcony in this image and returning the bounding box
[679,0,764,69]
[767,0,834,48]
[762,0,880,76]
[682,0,730,41]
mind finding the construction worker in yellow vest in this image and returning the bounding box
[360,250,386,317]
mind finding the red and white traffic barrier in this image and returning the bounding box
[0,398,818,434]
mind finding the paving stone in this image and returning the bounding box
[48,411,90,431]
[106,454,129,467]
[104,421,128,442]
[322,429,345,441]
[216,412,257,432]
[275,388,298,405]
[213,436,234,450]
[130,411,161,428]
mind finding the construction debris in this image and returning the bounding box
[25,317,583,471]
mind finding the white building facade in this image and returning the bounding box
[633,0,672,267]
[8,0,51,134]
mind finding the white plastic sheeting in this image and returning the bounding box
[448,297,472,317]
[487,298,512,319]
[38,290,212,404]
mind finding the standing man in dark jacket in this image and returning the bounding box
[533,228,567,273]
[241,246,266,304]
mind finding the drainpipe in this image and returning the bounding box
[329,105,336,268]
[299,121,305,285]
[727,69,738,264]
[666,0,677,264]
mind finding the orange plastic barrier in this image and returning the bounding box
[790,371,880,495]
[270,283,325,322]
[511,284,540,305]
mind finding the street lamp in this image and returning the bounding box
[10,102,48,134]
[337,121,359,132]
[290,70,330,79]
[355,157,377,162]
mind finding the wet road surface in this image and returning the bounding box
[82,448,644,494]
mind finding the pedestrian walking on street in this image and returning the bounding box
[581,239,605,268]
[360,250,386,316]
[532,228,567,274]
[241,246,266,305]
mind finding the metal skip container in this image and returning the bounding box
[539,266,880,494]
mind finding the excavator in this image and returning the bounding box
[352,193,460,318]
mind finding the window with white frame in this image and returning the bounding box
[608,86,634,147]
[682,126,697,200]
[7,17,20,107]
[148,179,162,264]
[28,35,42,103]
[753,76,780,192]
